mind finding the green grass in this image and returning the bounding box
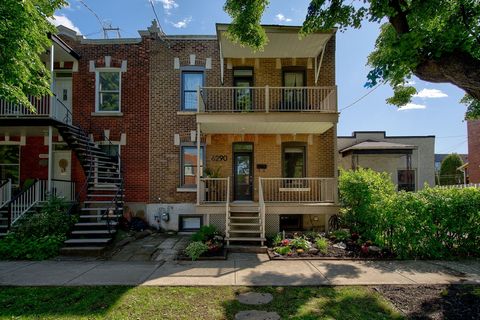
[0,286,403,320]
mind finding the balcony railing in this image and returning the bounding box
[199,177,230,203]
[259,177,337,203]
[199,86,337,113]
[0,95,72,124]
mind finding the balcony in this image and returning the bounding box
[0,96,72,125]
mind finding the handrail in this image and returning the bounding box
[260,177,337,203]
[53,95,73,125]
[0,179,12,209]
[225,177,230,239]
[258,177,266,241]
[7,179,40,227]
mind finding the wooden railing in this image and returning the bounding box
[0,96,72,124]
[199,86,337,113]
[199,178,230,203]
[0,179,12,209]
[258,178,266,241]
[259,177,338,203]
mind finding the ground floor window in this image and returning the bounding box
[0,145,20,185]
[280,214,303,231]
[181,146,204,187]
[283,145,306,178]
[179,215,203,231]
[398,169,415,192]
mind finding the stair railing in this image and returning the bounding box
[225,177,230,239]
[52,95,73,125]
[7,179,41,228]
[0,179,12,209]
[258,177,266,242]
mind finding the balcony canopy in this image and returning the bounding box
[340,141,417,156]
[216,24,334,59]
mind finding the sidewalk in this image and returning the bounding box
[0,254,479,286]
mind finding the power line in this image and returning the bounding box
[339,82,383,112]
[437,139,468,154]
[78,0,121,38]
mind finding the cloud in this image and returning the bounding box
[48,14,81,34]
[171,17,192,28]
[275,13,292,22]
[414,88,448,99]
[156,0,178,14]
[397,103,427,111]
[405,80,416,85]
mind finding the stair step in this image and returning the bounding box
[229,216,260,219]
[230,207,260,213]
[74,222,118,227]
[229,223,261,226]
[80,207,123,211]
[229,230,262,233]
[88,194,124,198]
[79,214,121,219]
[227,237,266,241]
[83,200,123,204]
[64,238,111,244]
[72,230,116,235]
[59,246,107,256]
[89,187,124,191]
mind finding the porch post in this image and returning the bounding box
[47,126,53,193]
[50,44,55,117]
[196,123,201,205]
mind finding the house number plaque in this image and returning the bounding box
[211,155,227,161]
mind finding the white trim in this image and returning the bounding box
[95,68,122,113]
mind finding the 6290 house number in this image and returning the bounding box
[211,155,227,161]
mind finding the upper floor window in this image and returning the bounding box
[181,145,204,187]
[283,145,306,178]
[181,71,203,111]
[96,71,121,112]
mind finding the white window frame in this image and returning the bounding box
[95,68,122,113]
[180,144,205,188]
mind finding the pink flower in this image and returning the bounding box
[281,239,290,246]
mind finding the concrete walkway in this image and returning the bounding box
[0,254,479,286]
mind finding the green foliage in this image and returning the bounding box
[439,154,464,185]
[339,168,395,241]
[190,225,220,242]
[462,94,480,120]
[315,237,328,254]
[289,236,310,250]
[270,233,282,246]
[0,0,66,110]
[0,196,75,260]
[204,167,222,178]
[185,241,209,261]
[274,246,291,255]
[330,229,349,242]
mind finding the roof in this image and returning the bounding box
[340,141,417,154]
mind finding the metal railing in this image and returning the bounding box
[199,178,230,203]
[199,86,337,113]
[0,95,72,124]
[0,179,12,209]
[258,177,266,241]
[259,177,338,203]
[436,183,480,189]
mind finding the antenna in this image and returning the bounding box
[78,0,121,39]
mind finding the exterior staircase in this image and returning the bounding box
[55,123,124,256]
[227,203,265,246]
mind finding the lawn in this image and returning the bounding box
[0,286,402,320]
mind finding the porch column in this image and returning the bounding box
[47,126,53,193]
[50,44,55,117]
[196,123,201,205]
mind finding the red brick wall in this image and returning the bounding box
[468,120,480,183]
[19,137,48,183]
[60,35,151,203]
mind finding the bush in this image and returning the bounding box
[330,229,350,242]
[185,241,209,261]
[190,225,220,242]
[0,196,75,260]
[439,153,464,185]
[289,236,310,250]
[275,246,291,255]
[315,237,328,254]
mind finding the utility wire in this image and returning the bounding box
[437,139,468,154]
[78,0,104,31]
[339,82,383,112]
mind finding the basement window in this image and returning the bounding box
[96,70,121,112]
[179,215,203,231]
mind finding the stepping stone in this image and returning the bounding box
[237,292,273,305]
[235,310,280,320]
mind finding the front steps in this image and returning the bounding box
[227,204,265,246]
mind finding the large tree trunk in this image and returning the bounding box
[414,50,480,100]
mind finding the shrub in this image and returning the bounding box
[185,241,209,261]
[275,246,291,255]
[330,229,350,242]
[289,236,310,250]
[0,196,75,260]
[439,153,464,185]
[315,237,328,254]
[190,225,220,243]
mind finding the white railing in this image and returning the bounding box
[259,177,338,203]
[0,179,12,209]
[0,96,72,124]
[225,177,230,239]
[199,177,230,203]
[199,86,337,113]
[258,178,266,241]
[437,183,480,189]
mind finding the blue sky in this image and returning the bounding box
[53,0,469,154]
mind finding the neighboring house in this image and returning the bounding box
[467,120,480,183]
[434,153,468,184]
[0,21,340,250]
[148,23,339,245]
[338,131,435,191]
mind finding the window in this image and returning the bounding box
[96,144,120,184]
[179,215,203,231]
[283,145,306,178]
[181,146,204,187]
[398,169,415,192]
[0,145,20,185]
[99,144,120,163]
[96,71,121,112]
[181,71,204,111]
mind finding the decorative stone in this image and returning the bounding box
[235,310,280,320]
[369,245,381,252]
[237,292,273,305]
[333,242,347,250]
[308,248,319,255]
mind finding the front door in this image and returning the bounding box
[234,69,254,111]
[54,77,72,122]
[52,150,72,200]
[283,70,306,110]
[233,145,253,201]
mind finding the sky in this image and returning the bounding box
[52,0,469,154]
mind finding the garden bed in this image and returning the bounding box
[177,247,228,261]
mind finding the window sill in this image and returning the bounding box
[176,187,197,193]
[91,112,123,117]
[177,111,197,116]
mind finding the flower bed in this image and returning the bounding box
[181,225,227,261]
[268,230,395,260]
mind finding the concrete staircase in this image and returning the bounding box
[227,203,265,246]
[56,123,124,256]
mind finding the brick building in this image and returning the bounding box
[467,120,480,183]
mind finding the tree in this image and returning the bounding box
[223,0,480,118]
[0,0,66,111]
[439,153,464,185]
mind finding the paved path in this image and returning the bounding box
[0,254,479,286]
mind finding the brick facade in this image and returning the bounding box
[467,120,480,183]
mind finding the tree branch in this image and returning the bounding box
[387,0,410,35]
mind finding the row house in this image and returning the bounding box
[0,21,339,252]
